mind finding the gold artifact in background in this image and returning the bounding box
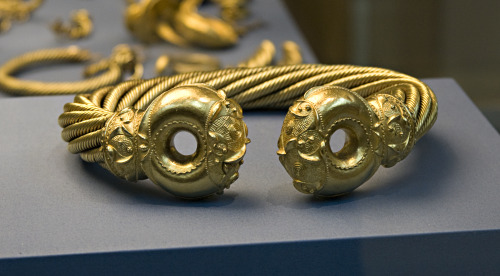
[212,0,248,23]
[154,39,302,76]
[237,39,275,67]
[278,40,302,65]
[155,52,221,75]
[0,0,43,33]
[124,0,253,48]
[238,40,302,68]
[0,44,143,95]
[51,9,92,40]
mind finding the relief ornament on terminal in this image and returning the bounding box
[102,84,250,199]
[278,86,416,197]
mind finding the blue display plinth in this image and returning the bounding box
[0,78,499,275]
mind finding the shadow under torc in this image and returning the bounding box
[75,158,241,208]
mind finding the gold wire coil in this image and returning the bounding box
[0,45,143,95]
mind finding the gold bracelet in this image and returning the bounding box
[58,64,437,198]
[0,45,143,95]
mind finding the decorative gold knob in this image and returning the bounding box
[278,86,416,197]
[102,84,250,199]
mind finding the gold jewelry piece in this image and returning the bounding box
[154,54,171,75]
[153,39,300,76]
[278,41,302,65]
[58,64,436,198]
[238,39,275,68]
[237,40,303,68]
[173,0,238,48]
[155,53,221,76]
[0,44,143,95]
[153,39,300,77]
[0,0,43,33]
[51,9,93,39]
[212,0,249,23]
[125,0,245,48]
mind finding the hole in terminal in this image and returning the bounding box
[329,129,347,153]
[173,130,198,156]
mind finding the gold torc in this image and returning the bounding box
[57,64,437,198]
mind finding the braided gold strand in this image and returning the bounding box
[0,45,143,95]
[58,64,437,198]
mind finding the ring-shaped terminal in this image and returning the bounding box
[102,84,250,198]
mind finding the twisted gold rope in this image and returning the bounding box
[58,64,437,163]
[0,45,141,95]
